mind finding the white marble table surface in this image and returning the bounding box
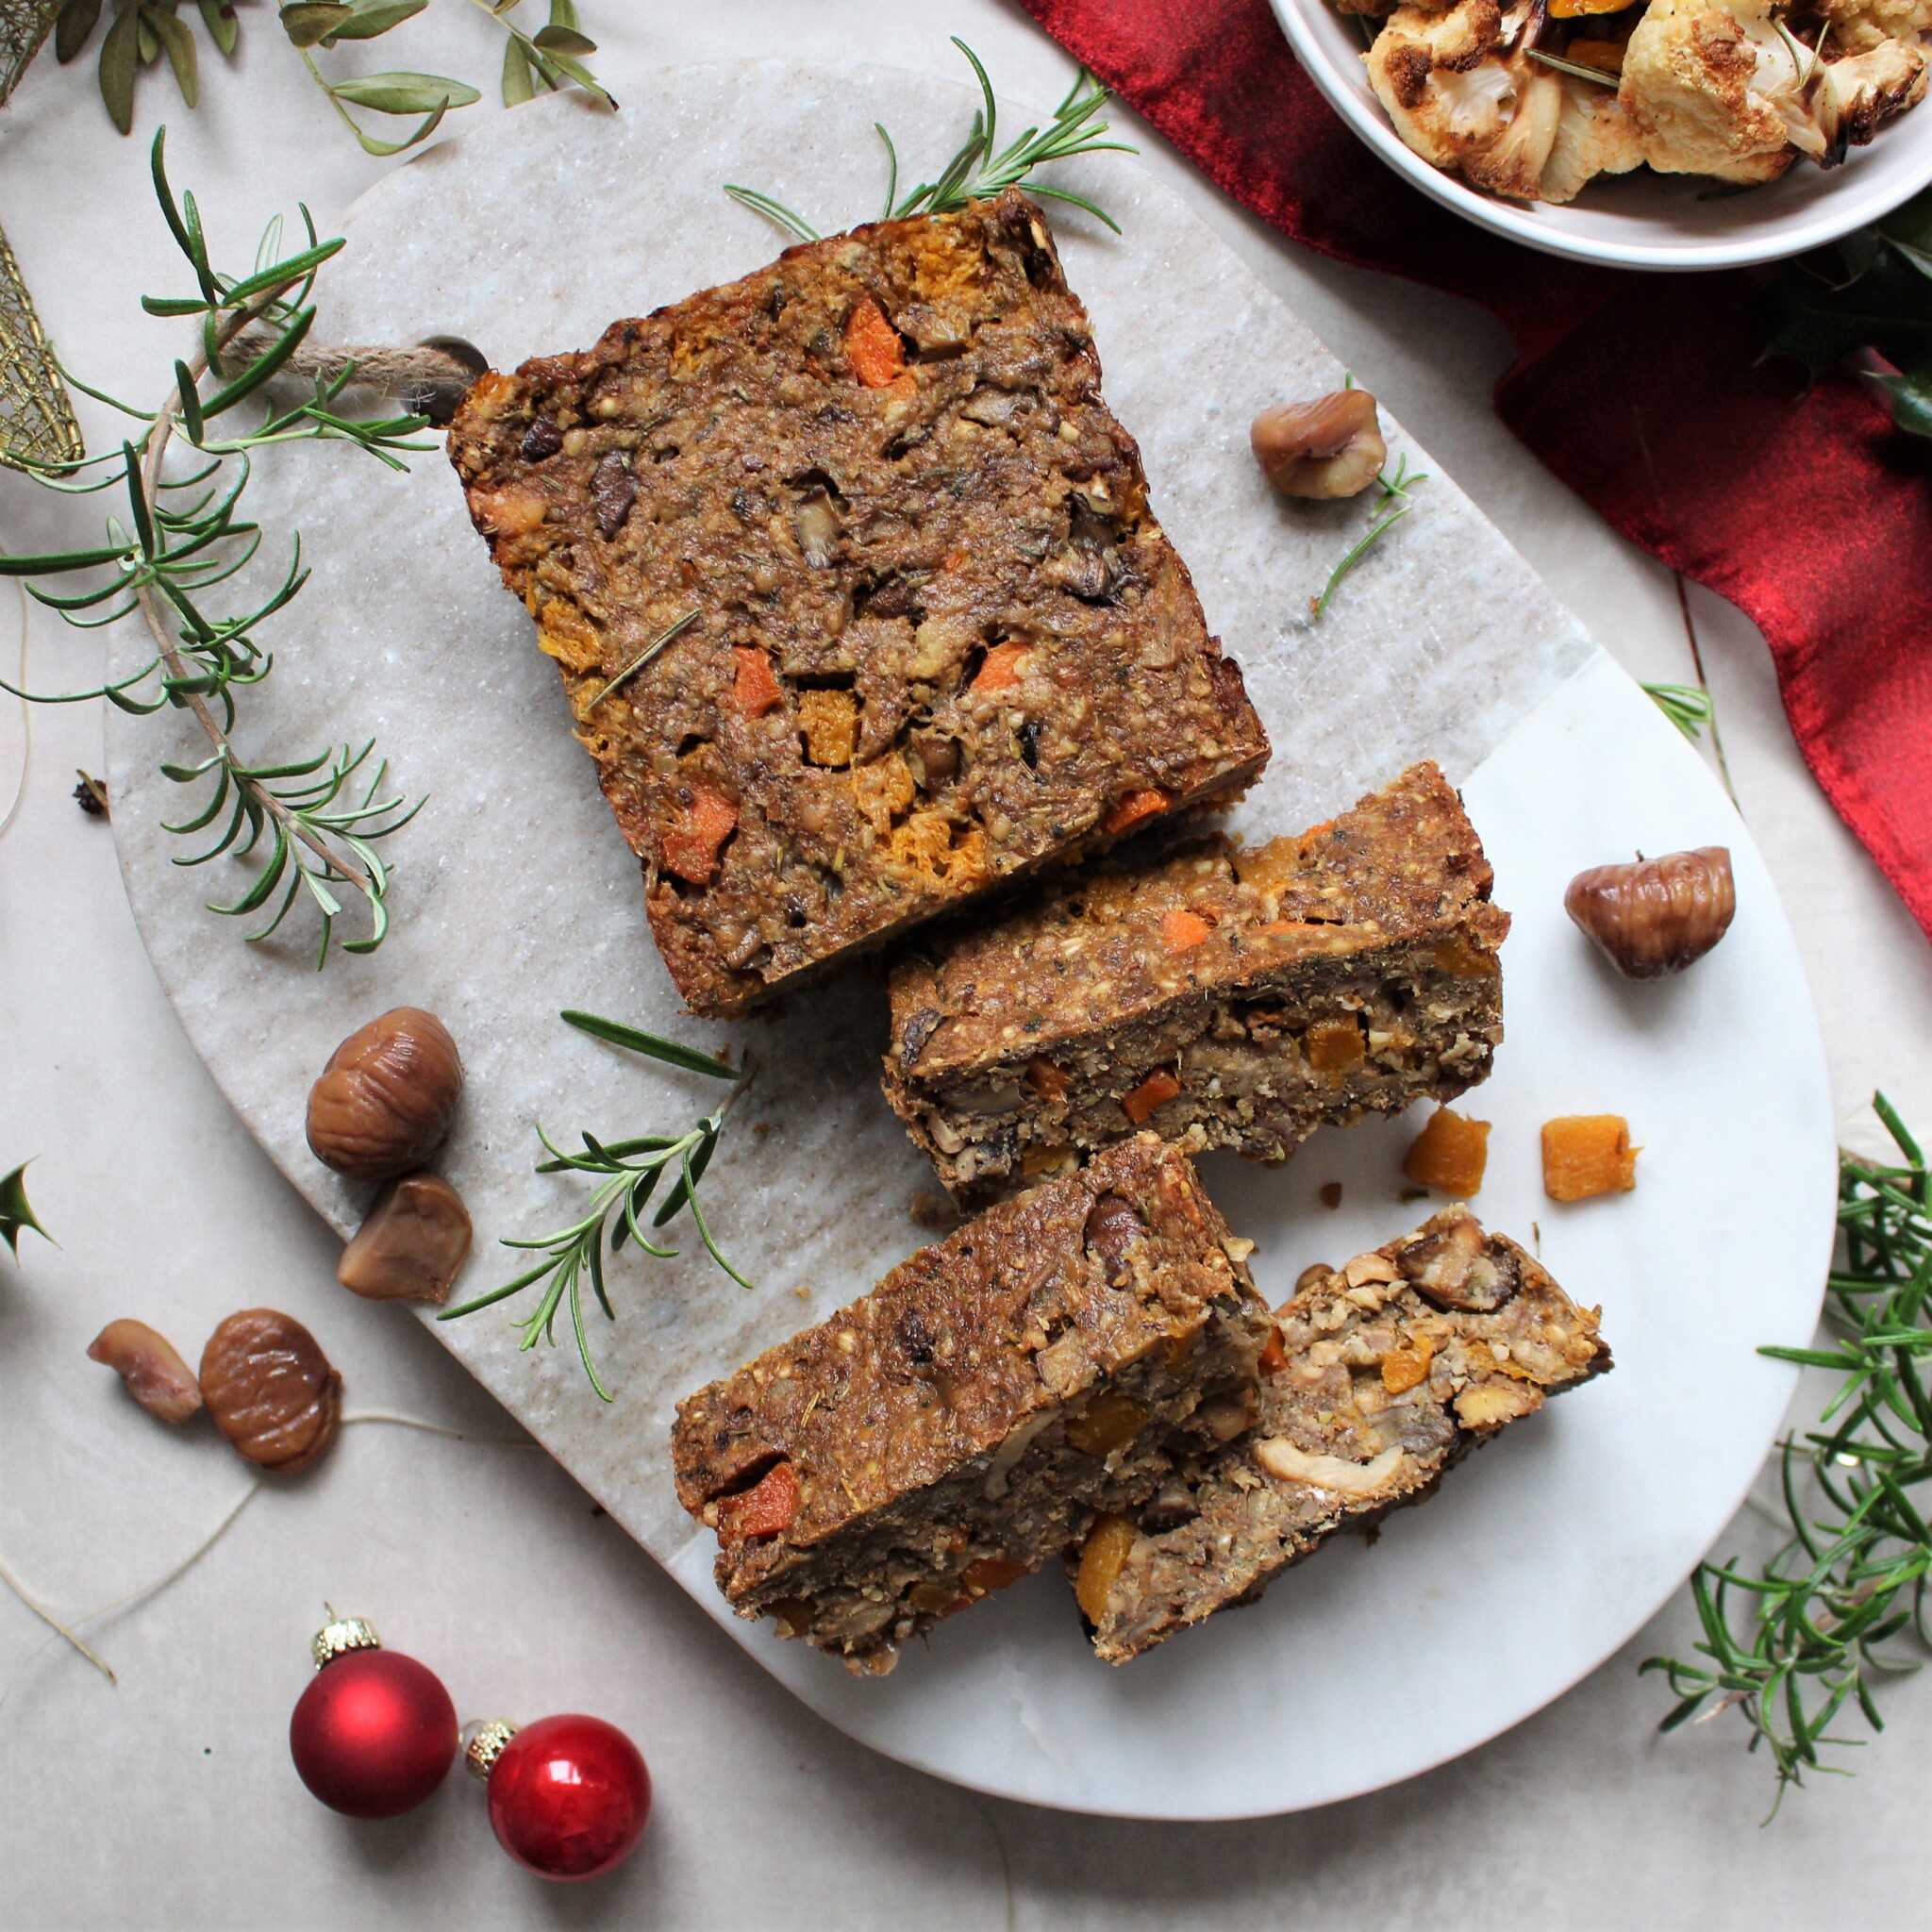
[3,5,1930,1926]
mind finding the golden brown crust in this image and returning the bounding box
[448,191,1269,1018]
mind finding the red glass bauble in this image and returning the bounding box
[290,1650,458,1819]
[486,1713,651,1881]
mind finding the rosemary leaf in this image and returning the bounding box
[1641,680,1714,741]
[560,1008,739,1080]
[1314,453,1428,619]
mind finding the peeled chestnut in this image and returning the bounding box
[1564,846,1736,979]
[339,1172,473,1304]
[88,1318,204,1424]
[1251,390,1387,499]
[307,1008,463,1180]
[200,1308,341,1473]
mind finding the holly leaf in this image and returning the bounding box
[0,1161,49,1257]
[1874,366,1932,440]
[1760,242,1932,378]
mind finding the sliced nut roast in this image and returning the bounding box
[87,1318,203,1424]
[199,1308,341,1473]
[307,1008,464,1180]
[338,1172,474,1304]
[1250,389,1388,499]
[1564,846,1735,979]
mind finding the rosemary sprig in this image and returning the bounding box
[0,1161,49,1256]
[1526,47,1620,86]
[1643,1094,1932,1809]
[440,1010,752,1399]
[725,39,1134,243]
[1641,679,1715,741]
[1314,453,1428,618]
[0,129,427,964]
[53,0,610,151]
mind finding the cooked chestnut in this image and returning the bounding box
[87,1318,203,1424]
[307,1007,463,1179]
[1251,390,1387,499]
[1084,1192,1148,1282]
[200,1308,341,1473]
[1564,846,1735,979]
[338,1172,473,1304]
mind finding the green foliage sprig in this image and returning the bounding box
[441,1010,751,1401]
[1644,1094,1932,1809]
[54,0,610,153]
[1641,680,1715,741]
[1761,185,1932,440]
[0,1161,49,1256]
[725,39,1134,244]
[1314,452,1427,620]
[0,130,427,963]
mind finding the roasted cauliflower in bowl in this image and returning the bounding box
[1352,0,1928,202]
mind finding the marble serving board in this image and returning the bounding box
[104,63,1822,1817]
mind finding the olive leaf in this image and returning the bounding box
[278,2,350,47]
[324,0,429,40]
[56,0,104,62]
[501,31,533,104]
[147,3,199,108]
[197,0,237,56]
[327,68,477,111]
[0,1161,49,1257]
[97,0,139,130]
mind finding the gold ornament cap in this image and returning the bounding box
[464,1719,520,1783]
[311,1614,381,1672]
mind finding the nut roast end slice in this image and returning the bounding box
[1072,1208,1611,1663]
[670,1134,1273,1676]
[885,761,1508,1202]
[447,189,1270,1018]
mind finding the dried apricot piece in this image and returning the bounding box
[1103,788,1169,837]
[1025,1057,1069,1102]
[1121,1067,1181,1124]
[1381,1334,1436,1393]
[962,1555,1028,1594]
[1258,1325,1289,1376]
[972,641,1031,692]
[1432,933,1500,978]
[1074,1512,1138,1623]
[1305,1016,1365,1078]
[1541,1115,1638,1201]
[1405,1108,1491,1195]
[1065,1392,1150,1457]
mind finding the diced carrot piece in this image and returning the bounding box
[1025,1057,1069,1102]
[962,1555,1029,1595]
[732,645,783,718]
[845,295,906,388]
[973,641,1031,692]
[1405,1107,1491,1195]
[1074,1512,1138,1623]
[1381,1335,1436,1394]
[722,1460,799,1541]
[1541,1114,1639,1201]
[1122,1067,1181,1124]
[661,783,739,885]
[1258,1326,1288,1377]
[1160,908,1214,952]
[1306,1016,1365,1077]
[1104,788,1170,837]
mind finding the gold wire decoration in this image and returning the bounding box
[0,0,59,107]
[0,223,82,473]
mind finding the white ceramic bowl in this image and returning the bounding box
[1270,0,1932,268]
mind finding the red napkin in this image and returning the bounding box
[1017,0,1932,943]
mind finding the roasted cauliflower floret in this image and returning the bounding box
[1463,58,1567,194]
[1618,0,1797,177]
[1541,75,1649,199]
[1811,0,1932,54]
[1808,36,1929,154]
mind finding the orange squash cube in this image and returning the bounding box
[1541,1115,1638,1201]
[1121,1067,1181,1124]
[1404,1107,1490,1195]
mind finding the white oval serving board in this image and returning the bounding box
[106,63,1834,1819]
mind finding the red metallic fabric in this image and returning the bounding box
[1015,0,1932,941]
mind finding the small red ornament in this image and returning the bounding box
[468,1713,651,1882]
[290,1614,458,1820]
